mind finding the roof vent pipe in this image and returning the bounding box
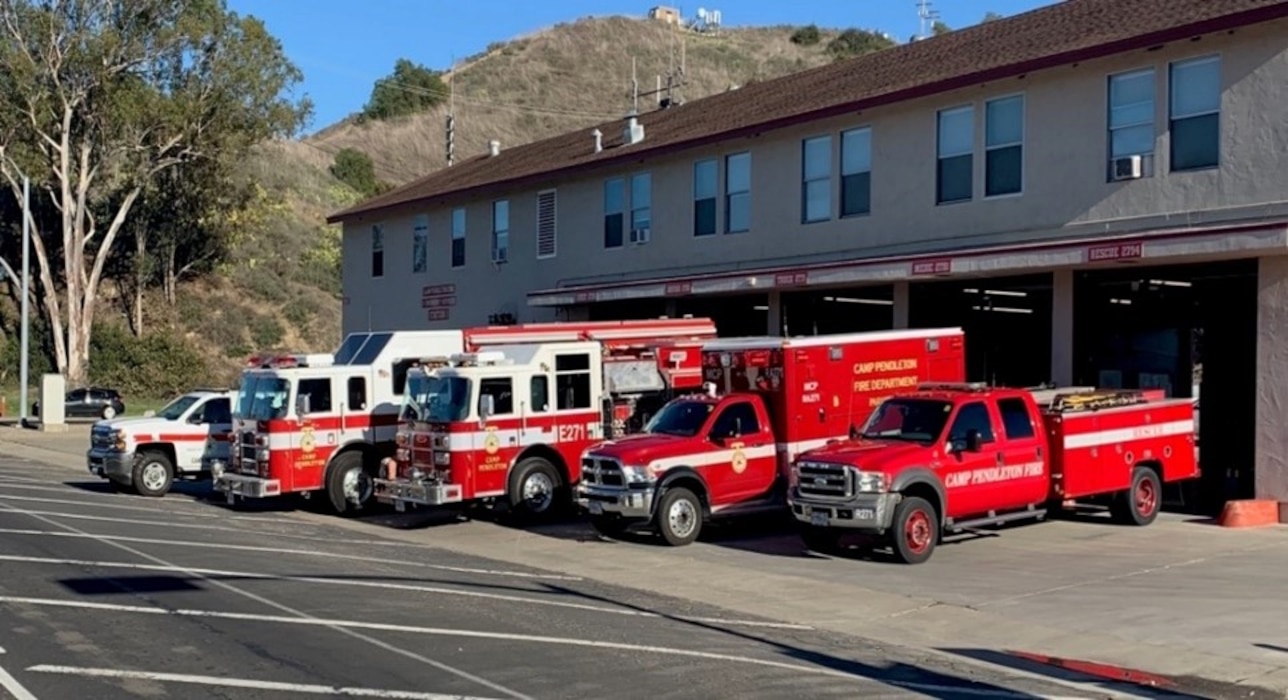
[623,116,645,146]
[488,140,501,157]
[592,129,603,153]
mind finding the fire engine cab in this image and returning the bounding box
[373,318,717,518]
[575,328,966,545]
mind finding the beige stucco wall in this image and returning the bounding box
[341,18,1288,335]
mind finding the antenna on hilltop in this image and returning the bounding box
[917,0,941,40]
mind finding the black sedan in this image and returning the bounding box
[32,387,126,420]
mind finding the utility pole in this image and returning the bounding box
[446,55,456,167]
[629,57,639,115]
[19,175,30,422]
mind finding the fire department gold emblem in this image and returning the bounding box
[731,441,747,474]
[484,426,500,455]
[300,425,316,454]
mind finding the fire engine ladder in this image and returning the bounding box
[462,318,717,350]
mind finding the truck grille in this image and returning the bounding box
[796,461,852,499]
[91,426,117,450]
[580,457,624,487]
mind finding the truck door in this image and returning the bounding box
[706,399,776,504]
[941,400,1003,519]
[293,377,335,491]
[476,376,521,496]
[992,396,1049,509]
[193,398,234,472]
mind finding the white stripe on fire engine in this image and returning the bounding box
[1061,419,1195,450]
[429,423,606,452]
[258,425,400,451]
[647,444,779,470]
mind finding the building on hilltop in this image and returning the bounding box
[328,0,1288,516]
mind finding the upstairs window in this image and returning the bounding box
[604,178,625,248]
[412,214,428,273]
[840,127,872,217]
[693,159,717,237]
[937,106,973,204]
[451,208,465,268]
[1108,68,1156,174]
[1169,56,1221,171]
[985,95,1024,196]
[371,224,384,277]
[630,173,651,244]
[725,152,751,233]
[801,135,832,223]
[491,200,509,263]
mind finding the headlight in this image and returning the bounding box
[620,465,655,484]
[853,470,888,493]
[395,432,409,447]
[256,447,269,461]
[434,451,450,466]
[395,448,410,462]
[112,430,126,451]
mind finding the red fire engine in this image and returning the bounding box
[213,320,712,515]
[373,318,718,518]
[788,383,1199,563]
[575,328,967,545]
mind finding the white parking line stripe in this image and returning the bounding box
[0,659,38,700]
[0,504,534,700]
[1,510,416,548]
[26,665,503,699]
[0,554,812,631]
[0,594,1080,697]
[0,492,225,518]
[0,527,581,582]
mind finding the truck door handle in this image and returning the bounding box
[996,452,1004,465]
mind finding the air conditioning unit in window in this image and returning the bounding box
[491,248,508,264]
[630,227,651,244]
[1111,155,1144,181]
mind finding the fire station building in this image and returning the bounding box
[329,0,1288,517]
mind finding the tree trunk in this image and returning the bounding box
[132,231,146,336]
[164,246,177,306]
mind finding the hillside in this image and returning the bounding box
[126,16,866,392]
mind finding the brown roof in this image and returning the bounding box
[328,0,1288,224]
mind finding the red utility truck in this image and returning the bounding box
[215,320,712,515]
[788,383,1199,563]
[372,318,718,518]
[575,328,966,545]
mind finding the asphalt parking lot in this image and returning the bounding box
[0,452,1154,700]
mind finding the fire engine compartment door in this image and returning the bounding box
[603,360,666,394]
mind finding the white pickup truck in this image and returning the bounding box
[86,389,237,497]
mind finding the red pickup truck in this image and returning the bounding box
[788,383,1198,564]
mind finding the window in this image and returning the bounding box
[536,190,557,259]
[196,398,232,425]
[948,401,994,443]
[491,200,509,263]
[412,214,428,273]
[840,127,872,217]
[985,95,1023,196]
[693,159,717,237]
[725,152,751,233]
[630,173,651,244]
[479,377,514,415]
[1169,56,1221,171]
[1108,68,1156,168]
[555,353,592,410]
[451,208,465,268]
[997,398,1034,439]
[801,136,832,223]
[297,378,333,414]
[391,358,416,396]
[347,377,368,411]
[371,224,384,277]
[937,106,973,204]
[530,376,550,412]
[604,178,625,248]
[710,401,760,438]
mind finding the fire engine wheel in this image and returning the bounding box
[508,457,565,519]
[1114,466,1162,526]
[326,451,373,515]
[891,496,937,565]
[131,451,174,498]
[656,487,702,546]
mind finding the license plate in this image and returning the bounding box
[810,511,829,527]
[588,501,603,515]
[854,508,875,520]
[394,500,406,513]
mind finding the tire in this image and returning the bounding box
[132,451,174,498]
[102,405,117,420]
[590,515,628,538]
[325,451,373,516]
[655,486,702,546]
[799,525,843,553]
[891,496,938,565]
[508,457,565,519]
[1113,467,1162,526]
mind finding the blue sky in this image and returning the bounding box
[228,0,1052,133]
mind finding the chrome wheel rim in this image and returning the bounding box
[667,498,697,539]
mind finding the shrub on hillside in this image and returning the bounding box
[827,29,896,60]
[790,25,821,46]
[88,324,211,398]
[329,148,390,198]
[360,58,447,122]
[248,313,285,349]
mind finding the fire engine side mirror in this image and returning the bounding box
[295,394,311,417]
[479,394,495,421]
[954,429,983,453]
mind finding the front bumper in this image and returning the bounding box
[373,478,462,510]
[789,490,900,531]
[87,448,134,483]
[576,484,654,520]
[211,464,281,500]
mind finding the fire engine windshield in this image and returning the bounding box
[643,399,714,437]
[859,398,953,444]
[403,374,471,422]
[237,375,290,421]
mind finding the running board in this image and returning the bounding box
[947,507,1047,533]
